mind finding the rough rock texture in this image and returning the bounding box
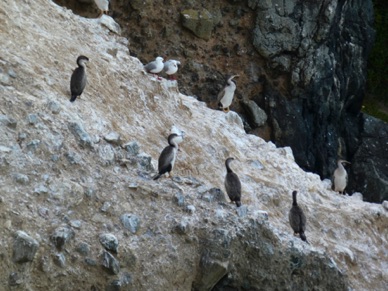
[348,115,388,202]
[51,0,388,202]
[0,0,387,290]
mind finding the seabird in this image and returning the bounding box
[288,190,308,243]
[144,57,164,80]
[224,157,242,207]
[70,55,89,103]
[333,159,351,194]
[218,75,239,112]
[163,60,181,80]
[94,0,109,18]
[153,133,181,180]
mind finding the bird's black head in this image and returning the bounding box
[167,133,179,146]
[76,55,89,66]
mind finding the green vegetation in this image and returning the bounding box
[364,0,388,121]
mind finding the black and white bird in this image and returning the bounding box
[144,57,164,80]
[333,159,351,194]
[70,55,89,102]
[153,133,181,180]
[163,60,181,80]
[224,157,242,207]
[218,75,239,112]
[94,0,109,18]
[288,191,308,243]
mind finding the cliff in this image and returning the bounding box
[0,0,387,290]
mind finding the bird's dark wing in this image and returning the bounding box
[217,87,226,101]
[70,67,86,96]
[144,62,156,73]
[225,172,241,202]
[158,146,174,174]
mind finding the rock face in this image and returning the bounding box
[0,0,387,290]
[52,0,386,202]
[348,115,388,202]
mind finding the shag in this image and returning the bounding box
[153,133,181,180]
[218,75,239,112]
[333,159,351,194]
[94,0,109,18]
[288,190,308,243]
[144,57,164,80]
[70,55,89,102]
[163,60,181,80]
[224,157,242,207]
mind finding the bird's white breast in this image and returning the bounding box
[220,84,237,108]
[94,0,109,11]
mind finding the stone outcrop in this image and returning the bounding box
[0,0,387,290]
[54,0,386,202]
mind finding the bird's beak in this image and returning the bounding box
[232,75,240,79]
[342,160,351,165]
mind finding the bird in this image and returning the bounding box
[144,57,164,80]
[288,190,308,243]
[333,159,351,194]
[94,0,109,18]
[70,55,89,102]
[224,157,242,207]
[153,133,181,180]
[218,75,239,112]
[163,60,181,80]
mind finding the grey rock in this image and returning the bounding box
[53,253,66,267]
[34,185,49,195]
[26,139,41,151]
[123,141,140,156]
[137,153,153,171]
[174,219,190,235]
[0,72,10,85]
[173,193,185,206]
[13,173,29,185]
[120,213,140,234]
[203,188,227,203]
[47,100,61,114]
[84,188,96,198]
[99,233,119,253]
[0,145,12,153]
[106,280,122,291]
[98,144,115,166]
[85,258,97,266]
[181,9,217,40]
[51,226,75,249]
[68,122,93,149]
[186,205,196,214]
[65,151,82,164]
[101,250,120,275]
[194,256,228,291]
[0,114,17,128]
[70,220,82,229]
[348,115,388,203]
[383,201,388,211]
[76,242,90,256]
[101,201,112,212]
[240,100,267,128]
[13,231,39,263]
[8,68,17,78]
[104,132,121,145]
[27,113,39,125]
[9,272,23,286]
[236,205,248,217]
[18,132,28,141]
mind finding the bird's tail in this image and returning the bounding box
[153,173,161,180]
[236,201,241,207]
[300,232,307,242]
[70,95,77,102]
